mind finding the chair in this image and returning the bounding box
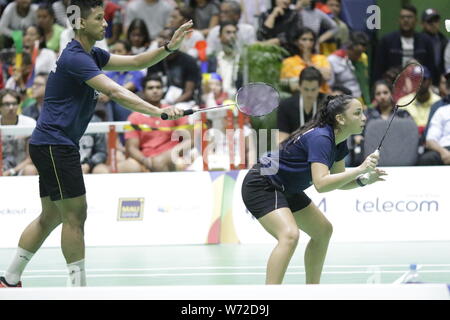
[363,117,419,166]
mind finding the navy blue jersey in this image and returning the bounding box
[30,40,110,146]
[260,125,349,193]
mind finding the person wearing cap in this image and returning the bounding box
[420,8,448,76]
[373,4,438,86]
[396,65,440,138]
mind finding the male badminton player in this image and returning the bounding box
[241,95,387,284]
[0,0,192,287]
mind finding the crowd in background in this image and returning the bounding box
[0,0,449,177]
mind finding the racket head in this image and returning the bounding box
[391,62,424,107]
[235,82,280,117]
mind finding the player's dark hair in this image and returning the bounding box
[70,0,104,19]
[283,95,354,147]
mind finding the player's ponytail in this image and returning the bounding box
[282,94,354,147]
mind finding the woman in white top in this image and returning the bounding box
[23,25,57,75]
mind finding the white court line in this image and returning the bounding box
[2,263,450,274]
[18,269,450,280]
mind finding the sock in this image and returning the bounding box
[67,259,86,287]
[4,247,34,285]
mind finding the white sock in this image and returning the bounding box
[4,247,34,285]
[67,259,86,287]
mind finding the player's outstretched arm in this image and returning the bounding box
[103,21,193,72]
[86,74,183,119]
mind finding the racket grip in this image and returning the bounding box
[161,109,194,120]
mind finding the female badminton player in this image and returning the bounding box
[0,0,192,288]
[241,95,387,284]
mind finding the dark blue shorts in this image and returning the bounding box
[29,144,86,201]
[241,164,312,219]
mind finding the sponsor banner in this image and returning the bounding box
[232,167,450,243]
[0,172,214,248]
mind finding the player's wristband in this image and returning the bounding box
[356,176,366,187]
[163,42,175,53]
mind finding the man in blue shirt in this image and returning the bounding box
[0,0,192,288]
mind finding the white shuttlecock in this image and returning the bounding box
[446,19,450,32]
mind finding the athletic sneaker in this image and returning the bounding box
[0,276,22,288]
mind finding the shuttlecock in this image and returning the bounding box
[446,19,450,32]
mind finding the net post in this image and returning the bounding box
[0,129,3,176]
[226,109,235,170]
[201,113,208,171]
[108,125,117,173]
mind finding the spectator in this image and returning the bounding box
[328,31,371,106]
[420,8,447,77]
[121,74,193,172]
[277,66,326,143]
[126,18,151,55]
[0,0,38,46]
[206,0,256,56]
[104,0,124,46]
[79,114,110,174]
[23,25,57,75]
[347,80,412,167]
[101,40,144,122]
[0,89,37,176]
[207,21,242,97]
[280,26,331,94]
[417,104,450,166]
[36,3,65,53]
[297,0,338,50]
[52,0,70,27]
[373,4,438,85]
[323,0,349,54]
[397,66,440,137]
[166,5,204,58]
[5,51,32,96]
[125,0,173,40]
[238,0,270,30]
[21,72,48,121]
[257,0,303,49]
[189,0,220,37]
[147,28,201,104]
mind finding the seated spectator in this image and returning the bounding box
[5,51,32,96]
[79,114,110,174]
[0,0,38,47]
[148,28,201,104]
[102,40,144,122]
[121,74,193,172]
[206,0,256,56]
[207,22,243,97]
[297,0,338,50]
[280,27,331,94]
[0,89,37,176]
[257,0,303,49]
[125,0,173,40]
[420,8,447,77]
[23,25,57,75]
[189,0,220,37]
[373,4,438,86]
[417,103,450,166]
[328,31,371,106]
[166,5,204,58]
[52,0,70,27]
[22,72,48,120]
[397,66,440,137]
[36,3,65,53]
[104,0,124,46]
[323,0,349,54]
[347,80,412,166]
[126,18,152,55]
[277,66,326,143]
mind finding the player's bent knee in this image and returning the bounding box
[279,228,300,246]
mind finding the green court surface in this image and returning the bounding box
[1,241,449,287]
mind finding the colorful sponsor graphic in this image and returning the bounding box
[117,198,144,221]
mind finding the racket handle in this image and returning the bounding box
[360,149,380,183]
[161,109,194,120]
